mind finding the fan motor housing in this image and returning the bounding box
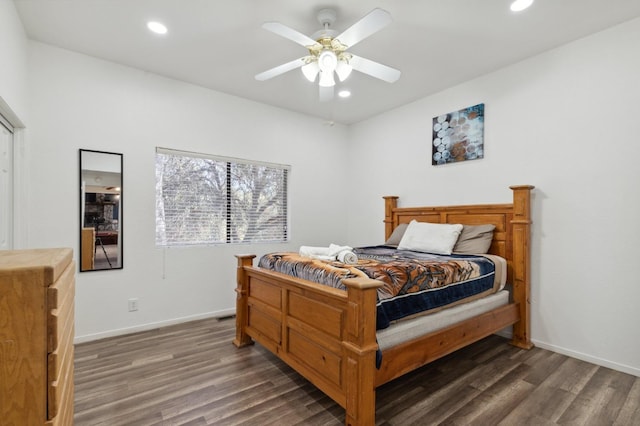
[316,8,337,26]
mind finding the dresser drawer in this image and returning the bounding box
[47,328,74,426]
[47,263,75,353]
[47,314,74,420]
[45,371,74,426]
[47,300,74,407]
[46,259,75,421]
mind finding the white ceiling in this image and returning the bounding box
[14,0,640,124]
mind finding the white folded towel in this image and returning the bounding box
[337,250,358,264]
[299,244,358,264]
[328,244,353,257]
[299,246,331,257]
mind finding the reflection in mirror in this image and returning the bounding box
[79,149,123,271]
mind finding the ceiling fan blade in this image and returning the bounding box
[349,54,401,83]
[262,22,319,48]
[319,85,334,102]
[255,57,306,81]
[335,8,392,48]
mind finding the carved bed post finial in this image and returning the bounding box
[383,196,399,241]
[509,185,534,349]
[233,254,256,348]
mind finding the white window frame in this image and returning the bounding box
[0,116,13,250]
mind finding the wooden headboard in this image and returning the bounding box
[385,185,533,256]
[383,185,534,344]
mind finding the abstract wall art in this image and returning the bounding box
[432,103,484,165]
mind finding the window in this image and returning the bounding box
[155,148,289,246]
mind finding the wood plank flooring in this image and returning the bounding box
[74,317,640,425]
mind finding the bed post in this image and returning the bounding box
[233,254,256,348]
[342,277,383,426]
[383,196,399,241]
[509,185,535,350]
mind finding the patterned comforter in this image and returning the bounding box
[258,246,499,329]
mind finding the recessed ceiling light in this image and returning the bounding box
[338,90,351,98]
[510,0,534,12]
[147,21,168,35]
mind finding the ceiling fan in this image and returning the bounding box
[255,8,401,102]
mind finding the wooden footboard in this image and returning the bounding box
[234,257,382,425]
[234,185,534,425]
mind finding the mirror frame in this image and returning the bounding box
[79,149,123,272]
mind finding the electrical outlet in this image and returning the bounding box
[128,298,139,312]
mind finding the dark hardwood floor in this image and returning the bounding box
[74,317,640,425]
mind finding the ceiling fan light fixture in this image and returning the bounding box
[256,8,401,101]
[319,69,335,87]
[336,60,352,82]
[318,50,338,73]
[301,61,320,82]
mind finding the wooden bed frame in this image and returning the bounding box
[234,185,534,425]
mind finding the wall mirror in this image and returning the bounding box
[79,149,123,271]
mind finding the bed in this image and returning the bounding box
[233,185,534,425]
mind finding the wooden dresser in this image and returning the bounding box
[0,248,75,425]
[80,228,95,271]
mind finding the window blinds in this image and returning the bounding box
[155,148,289,246]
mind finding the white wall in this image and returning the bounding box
[347,18,640,376]
[26,42,351,341]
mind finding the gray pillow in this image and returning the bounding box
[453,224,496,254]
[385,223,408,246]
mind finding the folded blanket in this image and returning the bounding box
[299,244,359,265]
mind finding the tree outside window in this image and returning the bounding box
[155,148,289,246]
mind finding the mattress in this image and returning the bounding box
[376,289,510,351]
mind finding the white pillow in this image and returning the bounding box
[397,220,463,255]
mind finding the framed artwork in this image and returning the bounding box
[432,103,484,165]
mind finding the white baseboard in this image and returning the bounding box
[531,339,640,378]
[74,308,236,344]
[495,327,639,377]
